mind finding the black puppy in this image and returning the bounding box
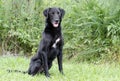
[28,7,65,77]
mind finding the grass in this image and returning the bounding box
[0,56,120,81]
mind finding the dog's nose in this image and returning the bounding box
[55,19,59,23]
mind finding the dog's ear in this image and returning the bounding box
[43,8,50,17]
[59,8,65,18]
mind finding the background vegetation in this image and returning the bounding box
[0,0,120,63]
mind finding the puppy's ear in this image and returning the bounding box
[43,8,50,17]
[59,8,65,18]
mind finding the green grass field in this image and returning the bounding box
[0,56,120,81]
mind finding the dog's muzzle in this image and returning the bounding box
[52,19,59,27]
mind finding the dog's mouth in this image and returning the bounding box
[52,21,59,27]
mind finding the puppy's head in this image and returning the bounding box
[43,7,65,27]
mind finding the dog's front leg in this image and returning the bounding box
[57,50,64,75]
[43,53,50,77]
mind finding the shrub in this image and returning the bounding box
[0,0,120,62]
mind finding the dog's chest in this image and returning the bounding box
[52,38,60,48]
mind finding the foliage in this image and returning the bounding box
[0,0,43,55]
[0,0,120,62]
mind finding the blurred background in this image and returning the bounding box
[0,0,120,63]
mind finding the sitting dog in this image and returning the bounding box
[28,7,65,77]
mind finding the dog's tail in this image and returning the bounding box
[7,69,28,74]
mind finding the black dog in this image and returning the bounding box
[28,7,65,77]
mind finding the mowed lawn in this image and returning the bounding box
[0,56,120,81]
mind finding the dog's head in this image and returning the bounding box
[43,7,65,27]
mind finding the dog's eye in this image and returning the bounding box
[57,12,60,14]
[52,12,54,15]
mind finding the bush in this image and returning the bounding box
[0,0,120,62]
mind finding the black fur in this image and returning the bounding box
[28,55,44,76]
[28,7,65,77]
